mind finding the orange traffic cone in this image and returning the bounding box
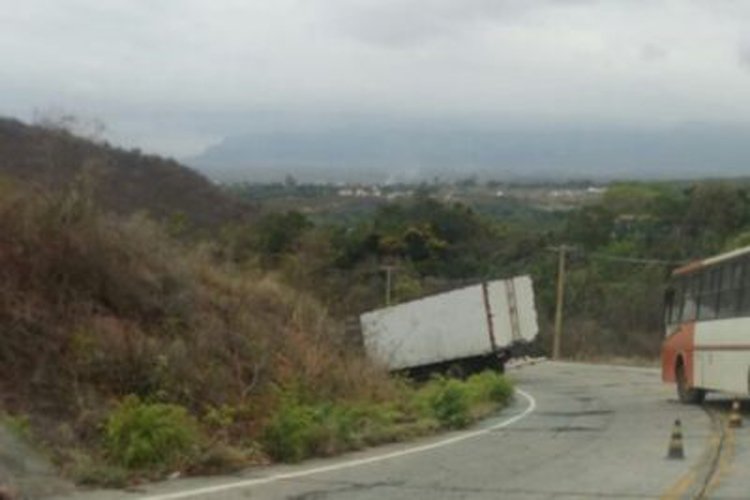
[667,419,685,459]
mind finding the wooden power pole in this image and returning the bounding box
[381,265,396,306]
[552,245,567,360]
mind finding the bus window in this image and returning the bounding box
[697,269,720,320]
[664,287,674,326]
[682,274,698,321]
[669,283,683,324]
[719,263,742,318]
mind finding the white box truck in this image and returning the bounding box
[360,275,539,375]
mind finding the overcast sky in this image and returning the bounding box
[3,0,750,157]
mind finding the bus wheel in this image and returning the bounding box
[676,362,705,404]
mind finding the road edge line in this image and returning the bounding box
[660,406,727,500]
[138,389,537,500]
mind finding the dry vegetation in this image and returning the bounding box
[0,180,513,486]
[0,117,252,230]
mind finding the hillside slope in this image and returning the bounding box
[0,118,251,228]
[0,185,399,485]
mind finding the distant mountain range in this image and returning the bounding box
[186,122,750,183]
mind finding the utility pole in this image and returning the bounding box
[552,245,568,360]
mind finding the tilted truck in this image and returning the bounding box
[359,275,539,375]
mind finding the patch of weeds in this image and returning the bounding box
[104,395,200,470]
[203,404,236,430]
[426,379,470,428]
[262,371,515,463]
[260,395,320,462]
[261,393,425,462]
[465,371,514,405]
[412,371,513,429]
[190,443,251,475]
[67,450,130,488]
[2,413,32,441]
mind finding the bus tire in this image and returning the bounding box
[676,361,705,405]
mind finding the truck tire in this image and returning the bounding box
[677,361,705,404]
[447,363,466,379]
[493,356,505,374]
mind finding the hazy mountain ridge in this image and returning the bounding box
[0,117,252,228]
[187,123,750,183]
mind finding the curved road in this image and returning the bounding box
[61,362,719,500]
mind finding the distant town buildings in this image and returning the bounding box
[332,182,607,209]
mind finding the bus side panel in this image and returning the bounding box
[694,318,750,395]
[662,323,695,385]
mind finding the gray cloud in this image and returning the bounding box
[739,42,750,70]
[639,43,667,63]
[1,0,750,157]
[321,0,599,48]
[323,0,532,47]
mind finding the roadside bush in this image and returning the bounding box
[68,450,129,488]
[312,401,400,453]
[2,413,32,441]
[465,372,514,405]
[413,372,512,429]
[260,396,320,462]
[105,395,200,469]
[426,379,470,428]
[261,393,429,463]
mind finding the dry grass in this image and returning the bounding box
[0,182,401,482]
[0,182,521,487]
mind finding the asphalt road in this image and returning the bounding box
[700,397,750,499]
[58,362,721,500]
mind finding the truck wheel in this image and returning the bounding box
[492,351,509,374]
[447,363,465,379]
[677,362,705,404]
[493,357,505,374]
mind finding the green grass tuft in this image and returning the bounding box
[261,370,514,463]
[104,395,200,470]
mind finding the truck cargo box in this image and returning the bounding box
[360,275,538,371]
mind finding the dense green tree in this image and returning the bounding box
[220,179,750,359]
[565,205,614,249]
[682,183,750,244]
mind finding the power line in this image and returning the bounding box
[546,245,685,359]
[547,246,685,266]
[585,253,684,266]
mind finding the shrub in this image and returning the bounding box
[261,396,411,462]
[427,379,470,428]
[465,371,514,405]
[315,401,397,452]
[104,395,199,469]
[411,372,513,429]
[260,397,321,462]
[68,450,129,488]
[2,413,32,441]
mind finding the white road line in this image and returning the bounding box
[139,389,537,500]
[549,360,659,374]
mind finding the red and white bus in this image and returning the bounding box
[662,245,750,403]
